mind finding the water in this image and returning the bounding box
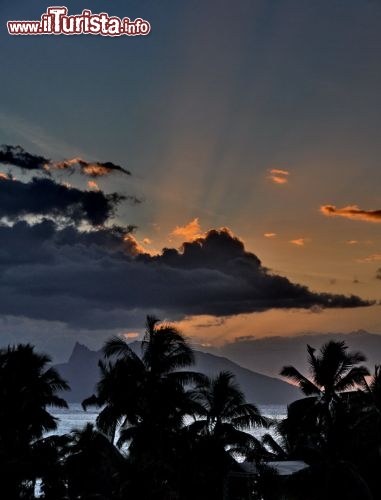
[50,403,287,437]
[50,403,99,435]
[35,404,287,496]
[252,404,287,440]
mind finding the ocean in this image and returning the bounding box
[50,403,287,438]
[35,404,287,497]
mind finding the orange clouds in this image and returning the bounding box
[320,205,381,223]
[123,332,140,339]
[55,159,120,177]
[123,234,152,256]
[357,254,381,263]
[0,173,9,180]
[268,168,289,185]
[289,238,307,246]
[54,157,82,170]
[264,232,277,238]
[87,180,100,191]
[82,164,115,177]
[51,157,130,177]
[171,217,203,241]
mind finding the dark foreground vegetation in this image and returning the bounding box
[1,317,381,499]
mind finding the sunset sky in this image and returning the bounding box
[1,0,380,360]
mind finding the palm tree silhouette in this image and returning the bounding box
[65,423,125,499]
[280,341,369,444]
[281,341,369,402]
[276,339,373,500]
[31,434,70,500]
[0,344,69,499]
[361,364,381,412]
[83,316,203,499]
[185,371,268,500]
[84,316,201,443]
[189,370,268,451]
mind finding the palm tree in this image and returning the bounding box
[280,341,368,438]
[183,371,268,500]
[65,423,125,500]
[83,316,203,499]
[84,316,201,443]
[31,434,71,500]
[349,365,381,498]
[254,342,373,500]
[189,371,268,452]
[361,364,381,412]
[260,431,290,461]
[281,341,369,402]
[0,344,69,499]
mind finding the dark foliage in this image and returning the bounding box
[4,333,381,499]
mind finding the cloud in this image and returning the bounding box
[53,157,130,177]
[0,144,50,171]
[357,254,381,263]
[0,223,372,330]
[376,269,381,280]
[0,176,125,226]
[268,168,289,185]
[320,204,381,223]
[194,318,226,329]
[123,332,140,339]
[87,180,100,191]
[122,234,156,256]
[271,169,289,176]
[264,232,276,238]
[0,144,130,178]
[170,217,203,241]
[289,238,308,246]
[52,157,80,171]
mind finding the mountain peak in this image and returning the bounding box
[69,342,93,363]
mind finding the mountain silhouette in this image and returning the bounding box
[55,341,299,405]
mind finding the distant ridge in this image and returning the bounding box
[217,330,381,377]
[55,342,299,405]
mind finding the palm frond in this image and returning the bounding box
[82,394,100,410]
[46,395,68,409]
[334,366,370,392]
[230,406,270,430]
[280,366,320,396]
[261,433,287,458]
[103,336,141,362]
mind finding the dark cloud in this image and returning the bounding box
[320,204,381,223]
[0,224,373,330]
[0,144,49,171]
[376,268,381,280]
[124,195,142,205]
[0,144,130,177]
[0,176,125,226]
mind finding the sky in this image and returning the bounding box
[0,0,381,361]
